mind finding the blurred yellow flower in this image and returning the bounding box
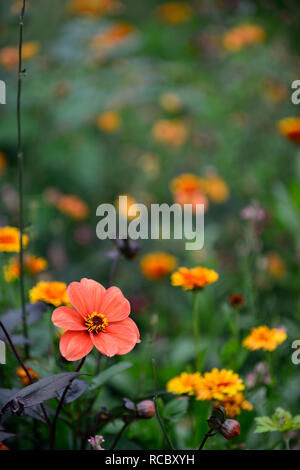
[156,2,193,24]
[222,24,266,51]
[266,252,286,279]
[116,194,137,220]
[152,119,188,147]
[215,393,253,418]
[55,194,89,220]
[97,110,121,133]
[203,174,229,203]
[159,92,182,113]
[0,42,40,69]
[4,255,48,282]
[29,281,69,307]
[171,266,219,290]
[0,227,29,253]
[277,117,300,144]
[167,372,202,396]
[0,152,7,174]
[138,153,160,179]
[243,326,287,352]
[68,0,121,16]
[141,252,177,280]
[195,368,245,401]
[16,364,40,386]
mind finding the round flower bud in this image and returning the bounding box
[219,419,240,440]
[136,400,156,419]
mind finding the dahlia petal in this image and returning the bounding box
[60,330,93,361]
[67,278,106,317]
[91,332,119,357]
[106,317,140,355]
[52,306,86,330]
[100,286,130,322]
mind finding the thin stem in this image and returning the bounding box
[108,253,120,287]
[152,358,174,450]
[192,291,201,370]
[198,429,216,450]
[0,321,50,427]
[17,0,29,359]
[110,422,129,450]
[49,357,86,450]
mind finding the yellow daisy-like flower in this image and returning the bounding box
[243,326,287,352]
[29,281,69,307]
[0,227,29,253]
[159,92,182,113]
[140,252,177,280]
[214,393,253,418]
[155,2,193,25]
[171,266,219,291]
[277,117,300,144]
[167,372,202,396]
[222,24,266,52]
[97,110,121,133]
[195,368,245,402]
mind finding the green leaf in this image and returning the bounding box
[255,408,300,434]
[164,397,188,423]
[90,362,133,390]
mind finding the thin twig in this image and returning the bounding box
[110,422,129,450]
[152,358,174,450]
[0,321,50,427]
[49,357,86,450]
[198,429,217,450]
[17,0,29,358]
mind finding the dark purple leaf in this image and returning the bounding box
[57,379,88,404]
[0,431,15,441]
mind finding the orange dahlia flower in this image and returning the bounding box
[68,0,121,16]
[4,254,47,282]
[0,227,29,253]
[16,364,40,386]
[243,326,287,352]
[214,392,253,418]
[152,119,188,147]
[0,42,40,69]
[97,110,121,133]
[277,117,300,143]
[55,194,89,220]
[52,278,140,360]
[30,281,69,307]
[140,252,177,280]
[222,24,266,52]
[171,266,219,290]
[90,23,135,58]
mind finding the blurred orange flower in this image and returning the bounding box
[266,252,286,279]
[243,326,287,351]
[68,0,122,16]
[156,2,193,24]
[97,110,121,133]
[0,152,7,174]
[16,364,39,386]
[277,117,300,143]
[0,227,29,253]
[4,254,47,282]
[55,194,89,220]
[141,252,177,280]
[167,372,202,395]
[90,23,135,58]
[0,42,40,69]
[203,174,229,203]
[30,281,69,307]
[170,173,208,213]
[116,194,137,220]
[171,266,219,290]
[152,120,188,147]
[0,442,9,450]
[223,24,266,51]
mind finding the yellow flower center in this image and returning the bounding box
[84,312,108,334]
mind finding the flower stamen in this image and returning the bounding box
[84,312,108,334]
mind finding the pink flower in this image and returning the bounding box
[52,278,140,361]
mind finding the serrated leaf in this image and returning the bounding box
[90,362,132,390]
